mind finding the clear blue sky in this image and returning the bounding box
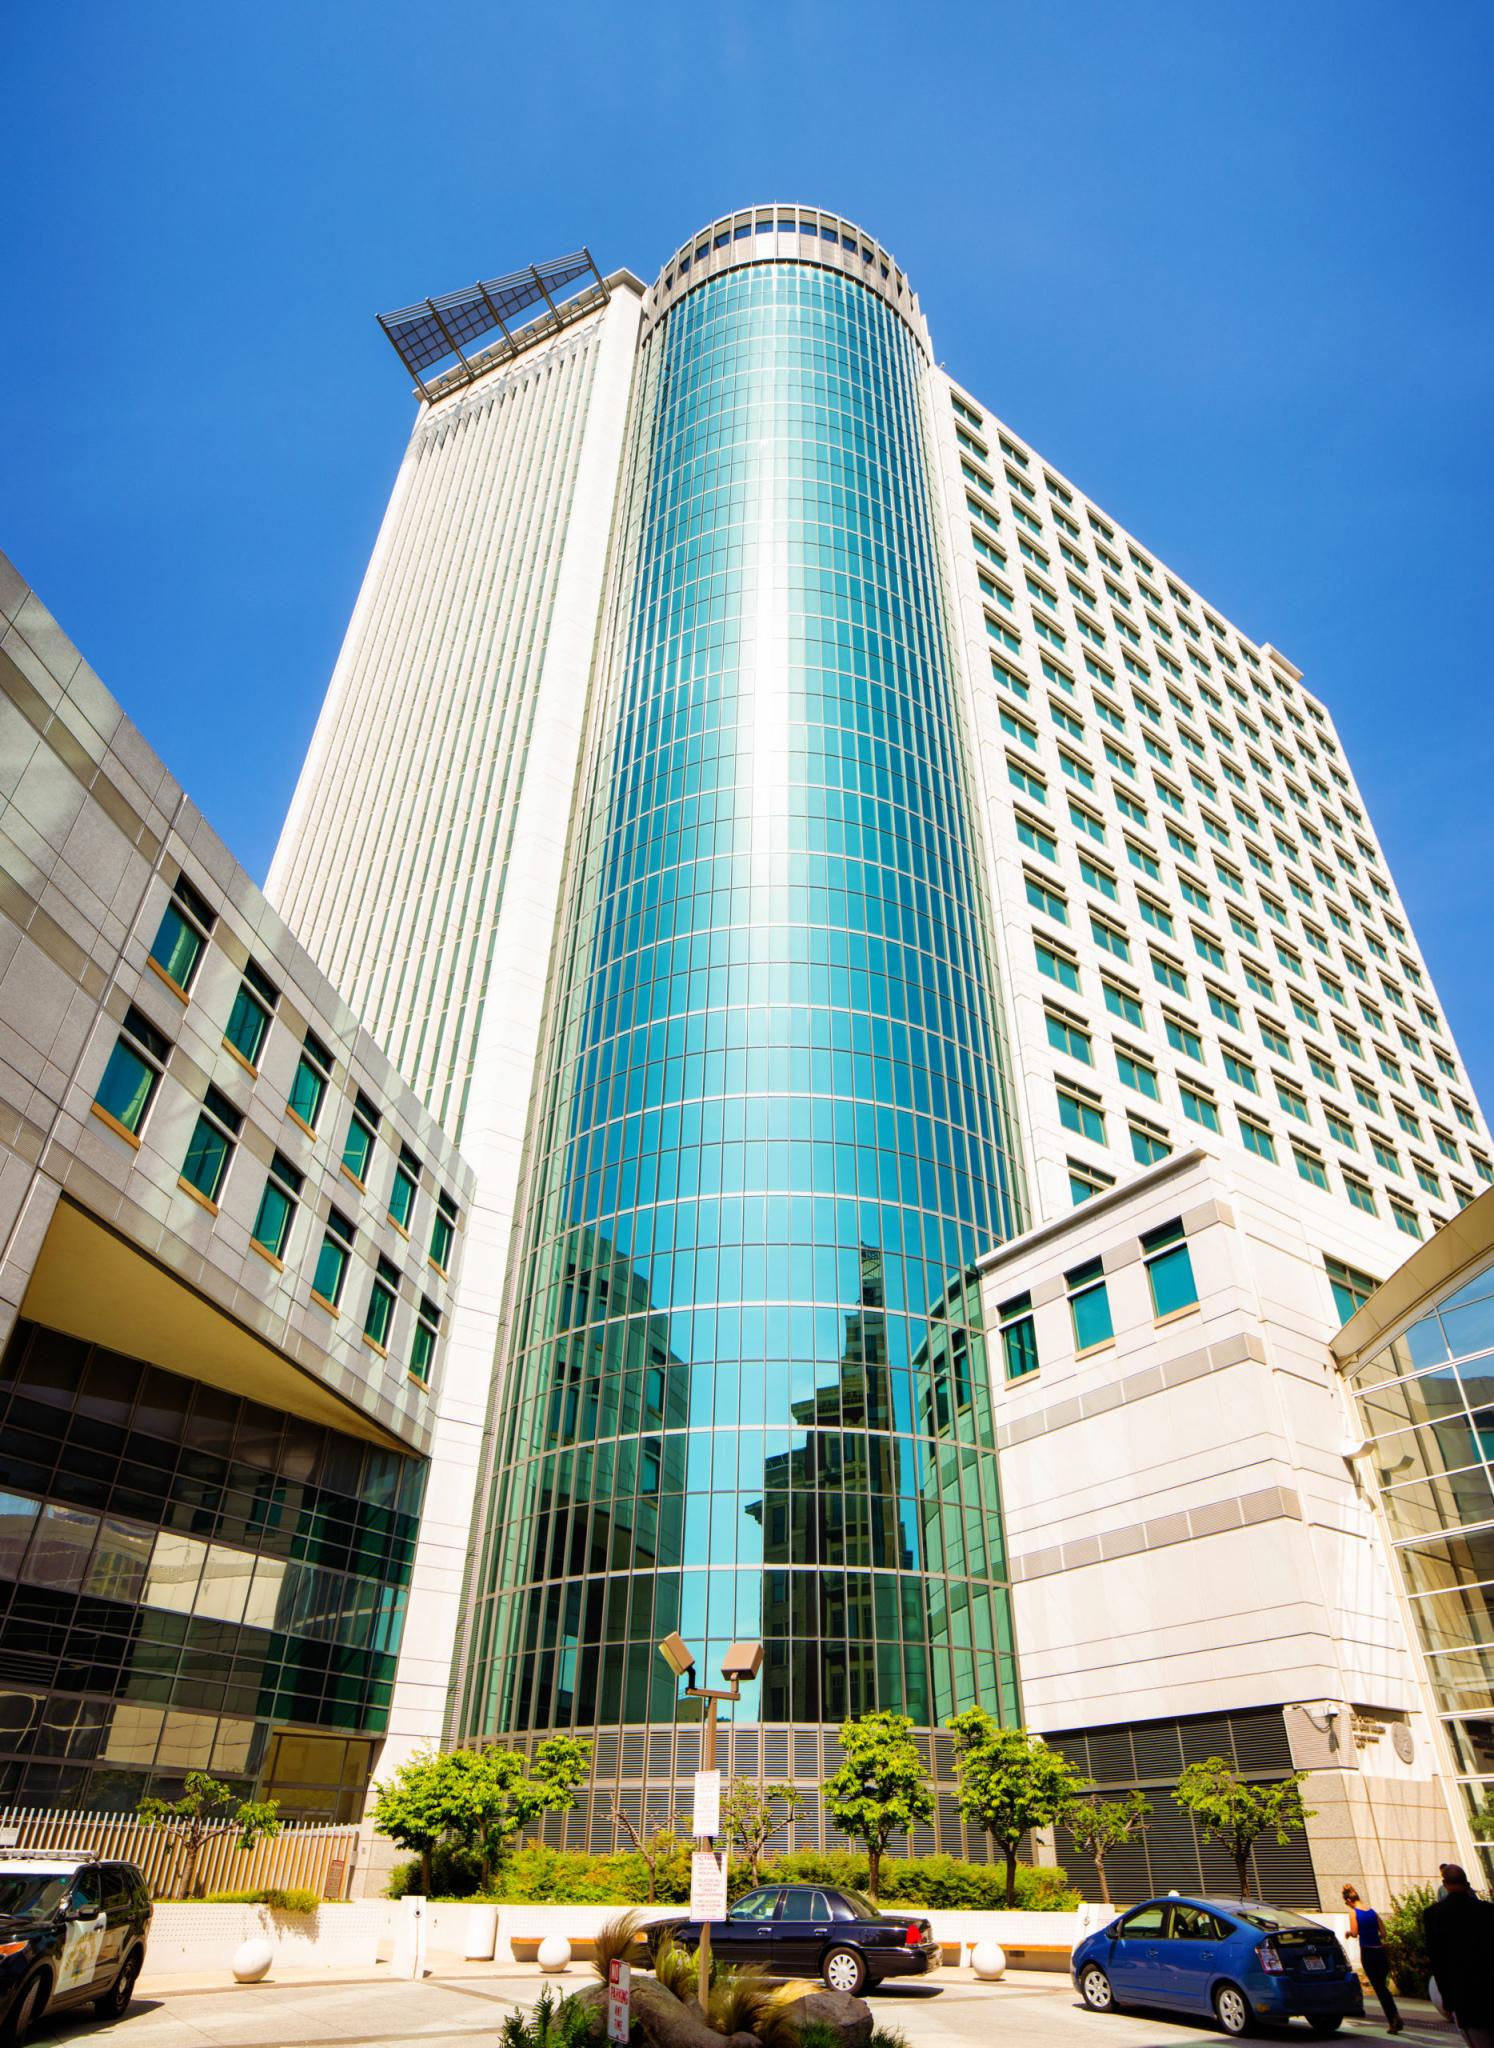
[4,3,1492,1103]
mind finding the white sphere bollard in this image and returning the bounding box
[537,1934,572,1974]
[232,1938,273,1983]
[970,1939,1006,1980]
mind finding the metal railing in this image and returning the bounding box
[0,1808,360,1900]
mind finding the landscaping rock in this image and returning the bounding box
[569,1978,731,2048]
[778,1989,873,2048]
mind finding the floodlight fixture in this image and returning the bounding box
[657,1632,695,1681]
[721,1640,764,1683]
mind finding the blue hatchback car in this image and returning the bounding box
[1072,1896,1364,2036]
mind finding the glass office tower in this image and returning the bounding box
[453,231,1025,1812]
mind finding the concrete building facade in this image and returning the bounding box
[0,552,473,1821]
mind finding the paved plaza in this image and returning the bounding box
[34,1962,1451,2048]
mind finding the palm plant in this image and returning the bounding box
[590,1909,646,1982]
[649,1930,698,2002]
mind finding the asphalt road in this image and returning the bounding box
[30,1966,1454,2048]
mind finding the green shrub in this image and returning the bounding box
[388,1845,487,1898]
[199,1885,320,1911]
[498,1986,599,2048]
[1384,1885,1434,1998]
[202,1890,261,1904]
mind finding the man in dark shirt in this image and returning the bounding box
[1424,1863,1494,2048]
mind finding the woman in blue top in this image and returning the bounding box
[1342,1885,1403,2032]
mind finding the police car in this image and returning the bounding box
[0,1849,152,2043]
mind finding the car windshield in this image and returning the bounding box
[1233,1906,1324,1933]
[836,1889,884,1921]
[0,1874,69,1922]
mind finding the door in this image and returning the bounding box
[97,1866,134,1984]
[776,1889,836,1975]
[715,1886,780,1965]
[1107,1903,1169,2003]
[1160,1904,1226,2012]
[53,1868,108,2001]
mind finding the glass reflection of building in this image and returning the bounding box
[1339,1235,1494,1885]
[455,226,1025,1835]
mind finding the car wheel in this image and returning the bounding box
[96,1948,143,2020]
[4,1971,50,2048]
[1214,1983,1255,2036]
[1080,1965,1115,2013]
[822,1947,867,1997]
[1305,2021,1342,2037]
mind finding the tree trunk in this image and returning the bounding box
[183,1828,202,1901]
[647,1863,657,1904]
[1004,1844,1018,1910]
[1234,1847,1251,1895]
[1095,1853,1110,1906]
[867,1845,881,1902]
[421,1848,432,1894]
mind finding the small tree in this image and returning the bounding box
[946,1710,1089,1909]
[823,1710,933,1903]
[1172,1758,1315,1894]
[137,1772,282,1899]
[720,1779,804,1882]
[372,1748,455,1895]
[609,1799,681,1903]
[1063,1792,1152,1906]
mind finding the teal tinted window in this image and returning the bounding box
[289,1039,330,1130]
[343,1112,375,1183]
[253,1181,294,1259]
[410,1319,435,1383]
[1067,1260,1113,1351]
[431,1192,457,1271]
[389,1147,420,1231]
[1143,1221,1198,1317]
[150,903,205,992]
[96,1041,158,1133]
[225,985,270,1067]
[1000,1295,1038,1380]
[314,1212,354,1307]
[182,1114,231,1201]
[364,1258,399,1350]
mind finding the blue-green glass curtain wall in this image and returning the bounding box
[460,260,1023,1748]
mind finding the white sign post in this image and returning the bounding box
[689,1849,728,1923]
[606,1957,631,2043]
[691,1768,721,1838]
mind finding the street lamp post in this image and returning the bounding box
[658,1634,764,2015]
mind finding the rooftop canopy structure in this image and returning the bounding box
[376,250,608,400]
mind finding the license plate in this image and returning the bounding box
[1304,1957,1326,1972]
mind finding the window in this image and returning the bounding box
[288,1028,333,1132]
[1277,1078,1310,1122]
[1180,1082,1220,1132]
[313,1206,355,1309]
[148,874,214,994]
[1079,855,1118,901]
[1222,1048,1259,1094]
[1058,1082,1107,1144]
[181,1085,242,1206]
[1370,1132,1400,1175]
[1345,1174,1377,1216]
[1116,1046,1161,1100]
[1165,1014,1204,1062]
[999,1292,1039,1380]
[1060,749,1094,789]
[1091,915,1130,962]
[224,959,278,1070]
[1138,895,1174,936]
[251,1151,304,1262]
[1193,928,1226,969]
[1240,1115,1277,1162]
[1207,986,1243,1031]
[1016,812,1057,861]
[1069,799,1107,843]
[1067,1258,1114,1352]
[1391,1201,1422,1240]
[1324,1256,1378,1325]
[1008,757,1047,802]
[93,1004,170,1139]
[342,1090,380,1184]
[1103,979,1144,1029]
[410,1297,441,1385]
[1151,951,1187,996]
[364,1254,400,1352]
[1325,1108,1357,1150]
[1294,1146,1329,1190]
[1126,838,1160,880]
[1026,873,1069,923]
[1258,1016,1292,1058]
[389,1142,421,1232]
[1130,1118,1171,1165]
[1142,1219,1198,1318]
[1069,1157,1116,1204]
[430,1187,458,1273]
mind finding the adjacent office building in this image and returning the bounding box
[0,555,473,1819]
[267,208,1491,1895]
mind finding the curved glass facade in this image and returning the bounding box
[1346,1253,1494,1885]
[458,247,1025,1807]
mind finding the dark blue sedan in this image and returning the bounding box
[1072,1896,1364,2035]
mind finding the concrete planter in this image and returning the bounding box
[143,1902,390,1978]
